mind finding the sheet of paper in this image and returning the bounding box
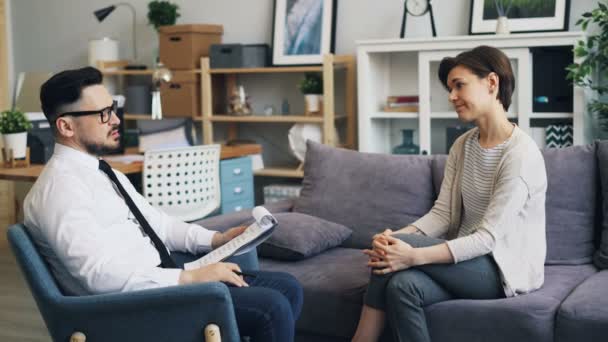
[184,206,277,270]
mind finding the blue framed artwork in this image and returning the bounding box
[272,0,337,65]
[469,0,570,34]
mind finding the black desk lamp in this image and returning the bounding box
[94,3,146,70]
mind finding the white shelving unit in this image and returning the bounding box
[357,32,587,155]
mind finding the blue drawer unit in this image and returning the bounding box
[220,156,252,184]
[219,156,254,214]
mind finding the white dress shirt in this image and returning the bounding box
[24,143,217,295]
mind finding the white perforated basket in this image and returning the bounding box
[143,145,221,222]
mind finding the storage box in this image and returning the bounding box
[160,71,225,118]
[210,44,270,68]
[160,71,200,117]
[159,24,223,69]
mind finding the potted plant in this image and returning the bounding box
[299,73,323,114]
[566,2,608,139]
[147,0,180,31]
[0,109,32,159]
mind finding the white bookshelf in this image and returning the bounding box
[357,32,587,155]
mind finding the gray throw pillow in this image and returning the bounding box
[294,141,435,249]
[256,212,352,261]
[594,140,608,268]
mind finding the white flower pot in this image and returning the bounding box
[496,16,510,35]
[2,131,28,159]
[305,94,323,113]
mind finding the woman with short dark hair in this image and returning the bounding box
[352,46,547,342]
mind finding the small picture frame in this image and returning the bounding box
[272,0,337,65]
[469,0,570,35]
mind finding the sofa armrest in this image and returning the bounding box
[50,282,241,342]
[196,199,294,231]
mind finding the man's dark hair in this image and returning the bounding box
[40,66,103,123]
[438,45,515,111]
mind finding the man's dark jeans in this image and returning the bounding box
[229,271,303,342]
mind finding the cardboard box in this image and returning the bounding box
[160,71,200,117]
[159,24,223,69]
[160,71,225,118]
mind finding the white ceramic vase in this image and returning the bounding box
[496,16,510,35]
[305,94,322,113]
[3,131,28,159]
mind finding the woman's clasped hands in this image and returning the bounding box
[363,228,418,275]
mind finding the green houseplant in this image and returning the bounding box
[0,109,32,159]
[299,73,323,95]
[147,1,180,31]
[299,73,323,114]
[566,2,608,136]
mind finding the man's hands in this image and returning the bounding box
[178,225,252,287]
[211,225,247,249]
[179,262,249,287]
[363,227,420,275]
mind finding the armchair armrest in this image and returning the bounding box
[49,282,241,342]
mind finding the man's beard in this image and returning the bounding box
[81,125,121,156]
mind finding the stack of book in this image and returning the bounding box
[383,95,419,112]
[263,184,302,204]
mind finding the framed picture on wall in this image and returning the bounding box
[469,0,570,35]
[272,0,337,65]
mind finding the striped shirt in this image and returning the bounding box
[459,131,512,237]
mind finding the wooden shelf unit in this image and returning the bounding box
[253,167,304,178]
[194,114,347,123]
[101,55,357,178]
[200,54,357,177]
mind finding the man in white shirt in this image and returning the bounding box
[24,67,302,342]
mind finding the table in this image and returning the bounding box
[0,144,262,182]
[0,144,262,225]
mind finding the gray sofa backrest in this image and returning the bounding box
[298,141,604,265]
[294,142,436,249]
[432,144,600,265]
[595,140,608,268]
[541,144,599,265]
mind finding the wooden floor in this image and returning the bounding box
[0,241,50,341]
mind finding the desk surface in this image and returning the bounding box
[0,144,262,182]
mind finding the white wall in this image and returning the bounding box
[7,0,599,166]
[11,0,597,73]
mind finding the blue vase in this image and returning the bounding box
[393,129,420,155]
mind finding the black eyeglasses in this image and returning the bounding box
[56,100,117,124]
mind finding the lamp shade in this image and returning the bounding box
[94,5,116,22]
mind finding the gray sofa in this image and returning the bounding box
[197,140,608,342]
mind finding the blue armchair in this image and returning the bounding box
[7,224,260,342]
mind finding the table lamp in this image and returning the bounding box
[94,3,146,70]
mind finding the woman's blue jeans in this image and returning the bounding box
[364,234,505,342]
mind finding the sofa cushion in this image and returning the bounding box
[294,142,435,249]
[261,254,596,341]
[542,144,598,265]
[426,264,596,342]
[259,248,369,339]
[256,212,352,261]
[556,269,608,342]
[594,140,608,269]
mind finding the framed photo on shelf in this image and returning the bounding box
[272,0,337,65]
[469,0,570,35]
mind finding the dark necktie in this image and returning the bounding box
[98,159,177,268]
